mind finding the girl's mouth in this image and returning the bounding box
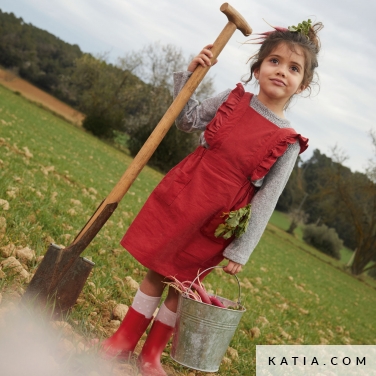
[270,78,286,86]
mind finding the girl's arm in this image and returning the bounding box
[223,142,300,265]
[174,44,228,133]
[174,72,230,133]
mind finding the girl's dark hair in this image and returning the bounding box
[244,22,323,103]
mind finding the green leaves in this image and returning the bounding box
[288,19,312,38]
[214,204,252,240]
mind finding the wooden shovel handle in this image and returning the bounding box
[73,3,252,244]
[220,3,252,36]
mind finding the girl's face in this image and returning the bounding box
[254,42,306,113]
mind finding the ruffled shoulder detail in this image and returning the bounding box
[251,131,309,181]
[204,83,249,145]
[298,135,309,154]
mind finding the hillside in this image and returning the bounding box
[0,9,83,106]
[0,67,84,125]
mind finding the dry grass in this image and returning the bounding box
[0,68,84,126]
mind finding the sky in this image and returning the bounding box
[1,0,375,173]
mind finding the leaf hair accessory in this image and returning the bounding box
[288,19,312,39]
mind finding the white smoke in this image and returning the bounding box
[0,301,131,376]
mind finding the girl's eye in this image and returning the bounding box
[270,58,279,64]
[291,66,299,73]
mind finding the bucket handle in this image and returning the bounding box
[185,265,242,306]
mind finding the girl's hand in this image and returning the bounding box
[223,259,243,275]
[187,44,218,72]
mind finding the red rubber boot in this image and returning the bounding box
[101,306,153,360]
[138,320,174,376]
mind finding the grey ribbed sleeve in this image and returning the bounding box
[223,144,299,264]
[173,71,300,265]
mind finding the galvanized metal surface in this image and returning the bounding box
[170,266,246,372]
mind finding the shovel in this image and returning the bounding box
[22,2,252,315]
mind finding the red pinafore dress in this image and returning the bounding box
[121,84,308,281]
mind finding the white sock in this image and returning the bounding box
[155,302,177,327]
[131,289,161,319]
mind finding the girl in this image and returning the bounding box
[101,21,323,375]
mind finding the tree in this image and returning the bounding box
[120,42,213,103]
[309,145,376,275]
[366,129,376,183]
[286,195,308,235]
[0,10,83,105]
[275,155,310,235]
[276,156,306,212]
[72,53,144,137]
[72,43,215,171]
[330,167,375,275]
[122,43,215,172]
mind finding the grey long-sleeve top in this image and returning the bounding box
[174,72,300,265]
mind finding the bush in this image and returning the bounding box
[302,224,343,259]
[83,113,122,138]
[124,84,201,173]
[82,114,109,137]
[126,116,200,173]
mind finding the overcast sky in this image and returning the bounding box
[1,0,375,173]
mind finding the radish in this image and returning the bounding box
[271,26,289,32]
[209,296,226,308]
[165,276,200,301]
[245,20,289,45]
[190,282,212,305]
[254,31,274,36]
[166,275,228,308]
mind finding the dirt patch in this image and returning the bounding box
[0,68,85,126]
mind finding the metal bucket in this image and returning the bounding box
[170,266,246,372]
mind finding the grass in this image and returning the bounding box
[0,83,376,376]
[269,210,357,265]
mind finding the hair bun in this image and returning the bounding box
[308,22,324,53]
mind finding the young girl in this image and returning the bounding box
[101,21,323,375]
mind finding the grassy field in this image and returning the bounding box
[0,84,375,376]
[268,210,356,264]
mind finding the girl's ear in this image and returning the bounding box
[254,69,259,80]
[296,84,307,94]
